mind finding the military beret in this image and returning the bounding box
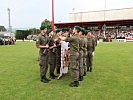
[74,26,81,31]
[55,29,62,33]
[80,28,86,35]
[62,28,69,32]
[40,25,47,30]
[85,30,91,35]
[47,29,52,34]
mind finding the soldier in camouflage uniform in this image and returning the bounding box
[82,29,88,76]
[55,29,62,74]
[36,25,51,83]
[59,26,80,87]
[47,29,57,79]
[86,31,95,72]
[78,27,85,81]
[92,33,98,46]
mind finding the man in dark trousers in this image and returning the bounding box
[47,29,57,79]
[86,31,95,72]
[55,29,62,74]
[59,26,80,87]
[36,25,51,83]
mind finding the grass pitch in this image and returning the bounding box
[0,42,133,100]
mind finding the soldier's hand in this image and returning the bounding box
[45,44,49,48]
[92,52,95,56]
[54,39,58,42]
[53,44,56,47]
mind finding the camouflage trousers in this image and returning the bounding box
[56,49,61,73]
[69,52,79,81]
[48,50,56,74]
[79,51,84,77]
[39,53,49,77]
[86,51,93,69]
[83,53,87,73]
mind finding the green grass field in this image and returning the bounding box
[0,42,133,100]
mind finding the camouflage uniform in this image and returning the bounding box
[65,34,80,82]
[36,34,49,79]
[55,38,61,74]
[86,36,95,72]
[48,37,56,77]
[79,37,84,79]
[83,37,88,75]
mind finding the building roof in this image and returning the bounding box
[55,19,133,28]
[55,7,133,28]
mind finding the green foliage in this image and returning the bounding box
[0,26,7,31]
[29,28,40,35]
[41,19,52,29]
[0,42,133,100]
[15,30,31,39]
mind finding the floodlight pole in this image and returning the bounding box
[52,0,55,31]
[103,0,106,38]
[7,8,12,33]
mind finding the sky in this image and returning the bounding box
[0,0,133,29]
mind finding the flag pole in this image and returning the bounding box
[52,0,55,31]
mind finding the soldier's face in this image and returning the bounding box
[79,31,82,36]
[59,31,62,36]
[64,32,68,37]
[87,32,91,37]
[43,29,47,33]
[57,31,62,36]
[49,31,54,36]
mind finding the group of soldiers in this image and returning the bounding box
[36,25,96,87]
[0,37,16,45]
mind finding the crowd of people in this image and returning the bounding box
[36,25,97,87]
[0,37,16,45]
[96,30,133,42]
[116,31,133,39]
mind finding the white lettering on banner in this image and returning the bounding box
[117,39,126,42]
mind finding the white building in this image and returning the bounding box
[0,32,15,38]
[55,7,133,29]
[69,7,133,22]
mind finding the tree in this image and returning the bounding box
[0,26,7,31]
[29,28,40,35]
[41,19,52,29]
[15,30,31,39]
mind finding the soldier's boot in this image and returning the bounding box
[53,74,58,77]
[44,76,51,81]
[90,67,93,72]
[79,76,84,81]
[83,71,86,76]
[49,73,57,79]
[57,68,60,74]
[69,81,79,87]
[51,73,58,77]
[87,67,89,72]
[41,76,49,83]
